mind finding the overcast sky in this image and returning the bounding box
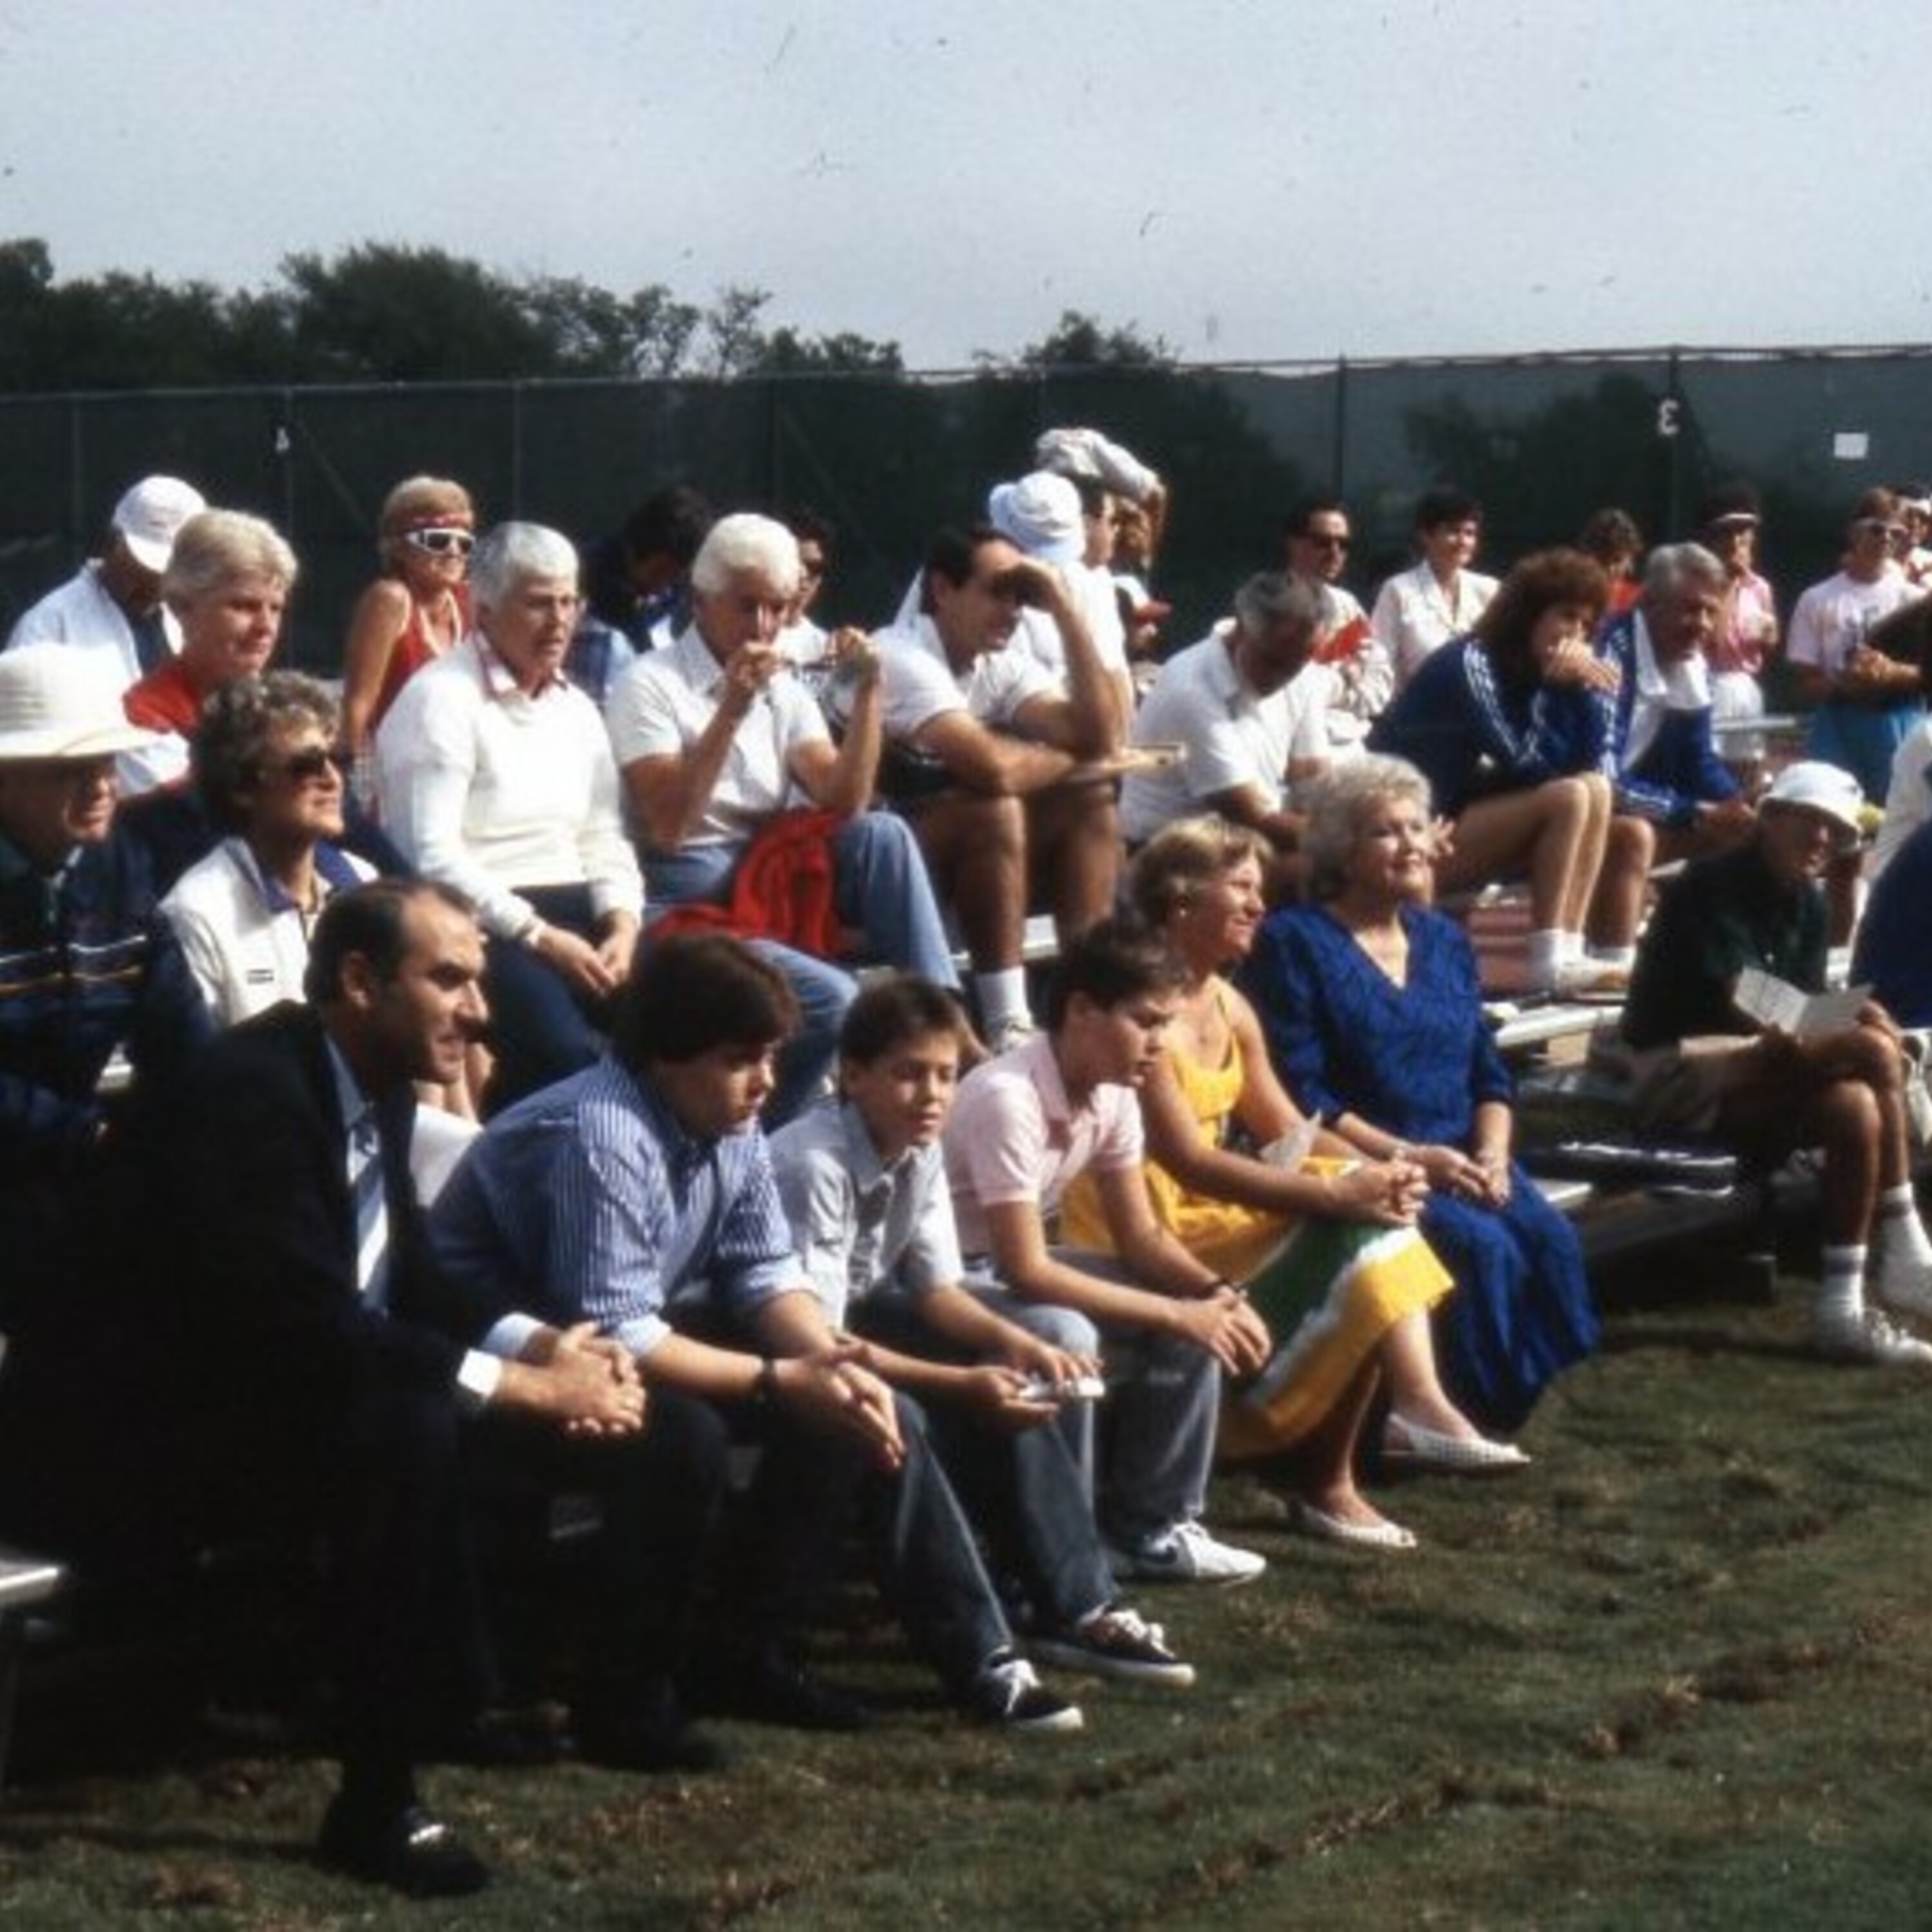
[3,0,1928,370]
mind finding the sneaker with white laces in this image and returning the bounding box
[1105,1519,1267,1586]
[966,1652,1084,1733]
[1814,1307,1932,1367]
[1030,1605,1196,1688]
[1870,1249,1932,1325]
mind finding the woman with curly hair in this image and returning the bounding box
[1369,546,1645,996]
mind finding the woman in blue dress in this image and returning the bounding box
[1240,753,1598,1434]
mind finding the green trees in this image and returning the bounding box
[0,240,914,390]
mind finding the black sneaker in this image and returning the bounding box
[967,1651,1084,1733]
[317,1796,490,1899]
[1030,1606,1196,1688]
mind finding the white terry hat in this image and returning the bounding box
[0,643,162,760]
[987,471,1084,566]
[111,475,207,573]
[1763,759,1864,846]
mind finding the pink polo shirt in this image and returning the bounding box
[943,1032,1142,1256]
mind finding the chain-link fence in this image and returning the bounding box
[4,346,1929,676]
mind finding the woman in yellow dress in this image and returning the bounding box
[1065,817,1524,1549]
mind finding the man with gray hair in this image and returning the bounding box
[1586,541,1756,965]
[607,511,963,1124]
[375,522,643,1110]
[1120,573,1336,900]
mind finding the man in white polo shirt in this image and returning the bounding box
[1121,573,1334,900]
[607,511,961,1124]
[867,524,1125,1048]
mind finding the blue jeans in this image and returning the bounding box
[961,1261,1221,1551]
[647,813,960,1128]
[854,1295,1115,1629]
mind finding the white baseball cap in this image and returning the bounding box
[111,475,207,573]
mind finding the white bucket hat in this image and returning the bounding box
[1763,759,1864,848]
[111,475,206,573]
[0,644,162,760]
[987,471,1084,567]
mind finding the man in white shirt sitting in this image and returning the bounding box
[1121,573,1334,902]
[606,512,962,1126]
[866,525,1126,1048]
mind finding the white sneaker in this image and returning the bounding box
[1814,1307,1932,1367]
[1106,1520,1267,1586]
[1870,1250,1932,1325]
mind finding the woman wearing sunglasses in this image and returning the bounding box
[340,475,475,784]
[160,670,373,1026]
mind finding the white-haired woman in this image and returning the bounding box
[1063,818,1524,1550]
[1242,755,1598,1436]
[121,509,298,794]
[375,522,642,1111]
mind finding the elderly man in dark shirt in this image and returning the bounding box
[0,643,211,1329]
[1621,761,1932,1367]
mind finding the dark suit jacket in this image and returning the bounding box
[122,1001,513,1421]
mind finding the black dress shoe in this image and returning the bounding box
[317,1795,491,1899]
[439,1707,574,1768]
[710,1651,873,1733]
[578,1710,731,1774]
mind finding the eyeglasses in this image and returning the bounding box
[404,527,475,558]
[1304,533,1352,552]
[261,746,350,786]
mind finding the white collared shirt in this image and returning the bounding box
[161,837,376,1026]
[1622,609,1714,770]
[605,623,831,849]
[871,612,1059,743]
[1120,625,1329,843]
[768,1100,965,1326]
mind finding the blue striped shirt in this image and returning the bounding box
[428,1054,804,1356]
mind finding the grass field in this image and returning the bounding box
[5,1264,1932,1930]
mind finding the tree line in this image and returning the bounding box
[0,239,1173,392]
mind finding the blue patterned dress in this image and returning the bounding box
[1240,902,1597,1433]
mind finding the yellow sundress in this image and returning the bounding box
[1061,985,1453,1458]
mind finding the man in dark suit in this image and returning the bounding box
[122,878,647,1898]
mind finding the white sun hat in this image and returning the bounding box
[0,644,163,760]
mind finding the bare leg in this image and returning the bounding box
[1438,775,1598,934]
[1029,784,1121,945]
[1378,1311,1484,1441]
[911,791,1026,972]
[1585,813,1656,950]
[1557,772,1613,934]
[1267,1362,1402,1528]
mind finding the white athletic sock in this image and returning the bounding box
[1586,943,1636,970]
[973,967,1030,1034]
[1525,929,1566,989]
[1878,1184,1932,1264]
[1818,1244,1867,1325]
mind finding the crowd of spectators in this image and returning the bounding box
[5,442,1932,1898]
